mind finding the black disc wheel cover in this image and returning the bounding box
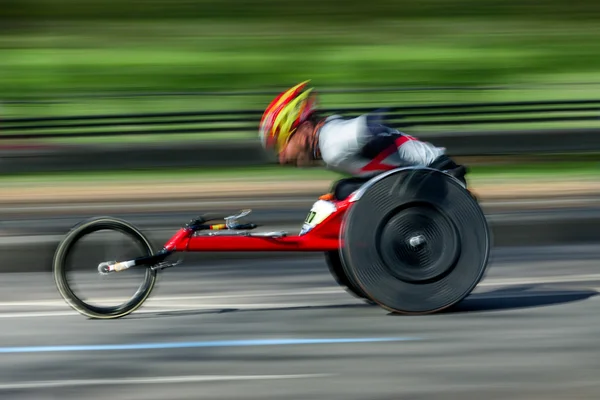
[340,168,491,314]
[377,203,460,284]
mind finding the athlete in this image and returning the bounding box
[259,81,467,197]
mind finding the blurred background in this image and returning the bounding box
[0,1,599,399]
[1,0,600,175]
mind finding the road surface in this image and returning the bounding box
[0,244,598,399]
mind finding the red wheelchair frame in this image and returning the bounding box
[166,200,350,253]
[99,193,356,275]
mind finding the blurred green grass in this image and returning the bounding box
[4,1,600,144]
[4,14,600,101]
[5,19,600,144]
[0,160,597,185]
[5,19,600,102]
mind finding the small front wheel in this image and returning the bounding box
[53,217,158,319]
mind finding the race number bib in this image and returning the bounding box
[300,200,337,235]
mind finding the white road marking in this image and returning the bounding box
[0,303,350,319]
[0,374,333,390]
[1,273,599,307]
[1,287,599,320]
[471,289,600,299]
[0,274,597,319]
[478,274,600,286]
[0,288,344,307]
[0,311,80,318]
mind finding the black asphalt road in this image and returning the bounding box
[0,245,599,399]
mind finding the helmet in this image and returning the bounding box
[259,80,317,152]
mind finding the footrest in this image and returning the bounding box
[188,209,259,232]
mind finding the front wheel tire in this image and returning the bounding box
[53,217,158,319]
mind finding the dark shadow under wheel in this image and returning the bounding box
[53,216,158,319]
[341,167,491,315]
[324,250,374,304]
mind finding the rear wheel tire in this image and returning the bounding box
[324,250,374,303]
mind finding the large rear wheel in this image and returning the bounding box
[340,167,491,315]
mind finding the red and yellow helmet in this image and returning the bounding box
[259,80,317,152]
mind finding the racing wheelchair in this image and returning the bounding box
[52,166,491,319]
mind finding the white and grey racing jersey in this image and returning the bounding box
[316,114,446,177]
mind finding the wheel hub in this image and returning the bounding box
[408,234,426,248]
[378,204,461,284]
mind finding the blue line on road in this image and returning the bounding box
[0,337,419,354]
